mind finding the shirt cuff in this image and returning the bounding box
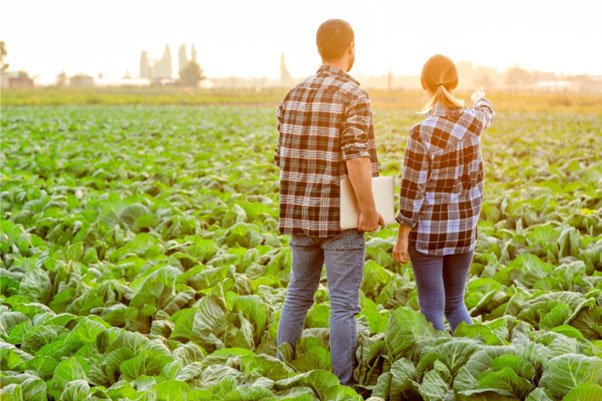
[342,144,371,161]
[395,211,417,228]
[475,97,493,111]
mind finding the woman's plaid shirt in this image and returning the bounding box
[396,98,495,255]
[274,65,379,238]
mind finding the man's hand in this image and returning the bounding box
[358,209,385,232]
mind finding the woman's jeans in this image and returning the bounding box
[408,241,473,332]
[276,229,365,385]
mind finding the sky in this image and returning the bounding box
[2,0,601,84]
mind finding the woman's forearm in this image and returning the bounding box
[397,223,411,238]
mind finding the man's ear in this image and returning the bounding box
[348,41,355,55]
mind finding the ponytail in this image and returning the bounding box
[419,55,464,114]
[420,84,464,114]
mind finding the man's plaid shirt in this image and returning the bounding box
[274,65,379,238]
[396,98,495,255]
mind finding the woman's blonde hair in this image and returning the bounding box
[420,54,464,114]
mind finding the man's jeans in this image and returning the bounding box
[408,241,473,332]
[276,229,365,385]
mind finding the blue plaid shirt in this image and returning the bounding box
[396,98,495,255]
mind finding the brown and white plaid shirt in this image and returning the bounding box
[274,65,379,238]
[397,98,495,255]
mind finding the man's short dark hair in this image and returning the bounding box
[316,19,354,61]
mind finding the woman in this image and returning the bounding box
[392,54,495,332]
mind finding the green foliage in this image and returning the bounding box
[1,106,601,400]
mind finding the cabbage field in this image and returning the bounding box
[1,104,601,401]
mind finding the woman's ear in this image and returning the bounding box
[421,77,428,91]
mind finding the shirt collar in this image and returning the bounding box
[430,102,463,118]
[317,64,360,85]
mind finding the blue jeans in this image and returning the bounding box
[276,229,365,385]
[408,241,473,332]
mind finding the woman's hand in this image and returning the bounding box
[471,87,486,104]
[393,224,411,263]
[393,237,409,263]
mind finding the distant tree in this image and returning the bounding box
[506,66,533,87]
[179,60,205,87]
[56,71,68,87]
[17,70,30,79]
[1,41,8,72]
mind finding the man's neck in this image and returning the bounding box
[322,59,349,72]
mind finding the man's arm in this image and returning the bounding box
[346,157,383,231]
[342,94,382,232]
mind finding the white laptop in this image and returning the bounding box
[340,176,396,229]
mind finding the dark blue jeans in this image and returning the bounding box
[408,241,473,332]
[276,229,365,385]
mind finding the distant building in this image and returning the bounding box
[139,45,183,83]
[534,80,574,91]
[69,74,95,88]
[138,44,204,85]
[138,44,205,85]
[139,51,151,79]
[1,71,10,88]
[280,53,293,86]
[533,80,581,92]
[4,71,34,88]
[151,45,173,79]
[177,44,199,80]
[191,45,197,63]
[178,44,188,74]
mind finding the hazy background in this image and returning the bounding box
[2,0,602,86]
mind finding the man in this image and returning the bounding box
[274,18,382,386]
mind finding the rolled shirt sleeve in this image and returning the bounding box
[341,95,373,161]
[396,128,430,228]
[474,97,495,133]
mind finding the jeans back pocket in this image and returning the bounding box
[323,229,364,251]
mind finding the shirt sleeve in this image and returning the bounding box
[274,101,283,167]
[341,94,373,161]
[396,128,430,228]
[473,97,495,133]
